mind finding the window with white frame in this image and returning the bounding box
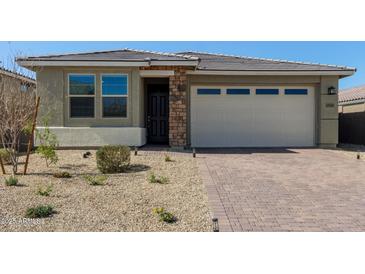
[101,74,128,118]
[68,74,95,118]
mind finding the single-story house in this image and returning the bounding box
[17,49,355,148]
[339,85,365,113]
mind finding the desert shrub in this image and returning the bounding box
[35,116,59,167]
[36,145,58,167]
[152,207,177,223]
[148,173,168,184]
[37,184,53,196]
[25,205,54,218]
[0,148,11,164]
[164,154,173,162]
[83,175,108,186]
[53,171,72,178]
[96,145,130,174]
[4,176,18,186]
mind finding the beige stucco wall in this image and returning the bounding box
[318,76,339,147]
[36,68,64,126]
[36,67,143,127]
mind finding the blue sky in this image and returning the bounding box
[0,41,363,89]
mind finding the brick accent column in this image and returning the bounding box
[169,68,187,147]
[140,66,190,147]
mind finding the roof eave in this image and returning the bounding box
[339,98,365,106]
[187,70,355,76]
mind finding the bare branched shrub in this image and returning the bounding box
[0,56,36,174]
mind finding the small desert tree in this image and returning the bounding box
[35,115,59,167]
[0,56,36,174]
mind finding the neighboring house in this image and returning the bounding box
[16,49,355,148]
[338,85,365,113]
[0,66,36,151]
[338,85,365,145]
[0,66,36,93]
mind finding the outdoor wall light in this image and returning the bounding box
[328,86,337,95]
[212,218,219,232]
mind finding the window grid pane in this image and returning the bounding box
[197,88,221,95]
[256,89,279,95]
[69,75,95,95]
[227,88,250,95]
[102,75,128,95]
[70,97,94,118]
[103,97,127,117]
[285,89,308,95]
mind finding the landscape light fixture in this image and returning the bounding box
[212,218,219,232]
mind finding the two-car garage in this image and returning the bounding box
[190,86,315,147]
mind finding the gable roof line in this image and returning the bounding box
[179,50,356,71]
[124,48,199,60]
[17,48,128,59]
[17,48,199,61]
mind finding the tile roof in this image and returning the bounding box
[339,85,365,104]
[17,48,355,73]
[17,48,198,62]
[178,51,356,71]
[0,66,36,83]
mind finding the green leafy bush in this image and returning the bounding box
[53,171,72,178]
[0,149,11,164]
[152,207,177,223]
[5,176,18,186]
[83,175,108,186]
[23,120,34,135]
[36,145,58,167]
[37,184,53,196]
[96,145,130,174]
[148,173,168,184]
[35,117,59,167]
[25,205,54,218]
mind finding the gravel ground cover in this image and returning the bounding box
[0,150,211,232]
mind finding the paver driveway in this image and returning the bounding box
[197,148,365,232]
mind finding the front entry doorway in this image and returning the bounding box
[147,83,169,144]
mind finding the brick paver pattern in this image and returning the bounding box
[197,149,365,232]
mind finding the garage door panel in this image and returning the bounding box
[191,86,315,147]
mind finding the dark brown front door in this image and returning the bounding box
[147,84,169,144]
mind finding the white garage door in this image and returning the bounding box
[190,86,315,147]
